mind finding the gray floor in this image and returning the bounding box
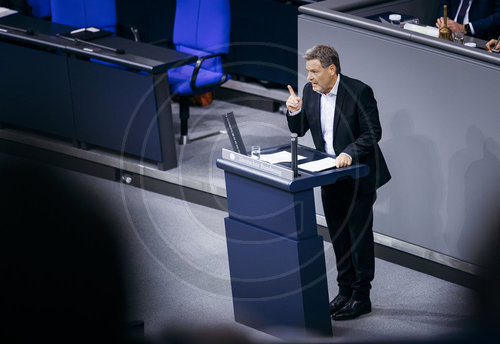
[0,98,480,343]
[114,177,477,343]
[168,98,294,196]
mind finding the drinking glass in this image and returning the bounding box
[453,32,464,44]
[251,146,261,160]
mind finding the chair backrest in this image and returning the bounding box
[50,0,117,32]
[172,0,230,58]
[27,0,51,18]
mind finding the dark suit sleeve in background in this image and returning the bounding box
[469,0,500,39]
[438,0,500,39]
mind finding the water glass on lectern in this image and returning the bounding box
[251,146,261,160]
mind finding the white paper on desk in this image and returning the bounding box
[259,151,306,164]
[298,157,336,172]
[0,7,18,18]
[403,23,439,37]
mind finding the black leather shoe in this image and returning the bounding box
[329,294,351,315]
[332,298,371,320]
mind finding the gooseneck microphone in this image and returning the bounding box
[291,133,298,178]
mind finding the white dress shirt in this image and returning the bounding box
[289,75,347,157]
[319,74,340,155]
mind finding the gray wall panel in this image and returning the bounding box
[298,15,500,266]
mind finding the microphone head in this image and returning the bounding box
[115,48,125,54]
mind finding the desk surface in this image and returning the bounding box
[0,14,197,73]
[217,144,369,192]
[299,1,500,66]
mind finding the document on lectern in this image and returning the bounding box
[259,151,306,164]
[298,157,337,172]
[0,7,18,18]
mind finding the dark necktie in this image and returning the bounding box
[456,0,470,24]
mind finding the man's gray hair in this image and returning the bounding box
[303,45,341,74]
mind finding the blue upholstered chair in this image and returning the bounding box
[168,0,231,144]
[50,0,117,33]
[50,0,140,41]
[27,0,51,18]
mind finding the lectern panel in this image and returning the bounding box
[225,217,332,337]
[225,172,318,241]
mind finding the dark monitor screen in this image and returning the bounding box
[222,112,247,155]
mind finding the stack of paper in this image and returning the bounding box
[403,23,439,38]
[298,157,337,172]
[0,7,17,18]
[259,151,306,164]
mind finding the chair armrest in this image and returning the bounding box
[190,52,229,91]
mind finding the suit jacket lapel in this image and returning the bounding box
[310,90,323,144]
[333,76,346,145]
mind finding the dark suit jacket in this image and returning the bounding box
[439,0,500,39]
[287,74,391,194]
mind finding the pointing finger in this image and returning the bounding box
[287,85,297,98]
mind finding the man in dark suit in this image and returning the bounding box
[286,45,391,321]
[436,0,500,40]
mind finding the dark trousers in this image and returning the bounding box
[321,181,377,301]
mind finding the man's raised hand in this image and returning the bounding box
[286,85,302,113]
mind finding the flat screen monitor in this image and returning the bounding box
[222,112,247,155]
